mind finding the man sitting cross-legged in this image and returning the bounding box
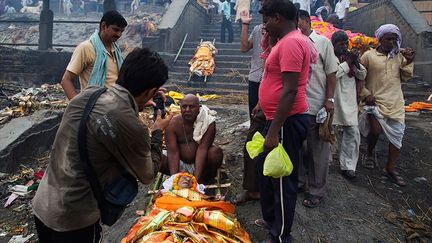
[160,94,223,183]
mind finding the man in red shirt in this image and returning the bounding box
[255,0,315,241]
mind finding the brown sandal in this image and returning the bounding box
[362,154,377,170]
[302,196,322,208]
[382,169,406,186]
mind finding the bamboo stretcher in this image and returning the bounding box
[187,39,216,83]
[146,165,229,214]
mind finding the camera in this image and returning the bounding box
[153,94,166,119]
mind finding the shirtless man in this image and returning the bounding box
[161,94,223,183]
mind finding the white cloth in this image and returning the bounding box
[306,30,339,115]
[338,125,360,171]
[193,105,216,143]
[316,107,327,123]
[333,61,367,126]
[359,106,405,149]
[5,6,16,13]
[315,5,331,21]
[162,150,194,175]
[335,0,350,19]
[293,0,311,14]
[162,173,205,193]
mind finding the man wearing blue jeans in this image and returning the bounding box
[219,0,233,43]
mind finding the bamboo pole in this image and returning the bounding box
[146,172,163,214]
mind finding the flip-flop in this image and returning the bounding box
[254,218,269,229]
[232,191,259,205]
[302,196,322,208]
[362,154,377,170]
[382,169,406,186]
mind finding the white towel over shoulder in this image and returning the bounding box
[193,105,216,144]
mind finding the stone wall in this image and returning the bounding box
[142,0,208,54]
[0,46,72,85]
[348,0,432,83]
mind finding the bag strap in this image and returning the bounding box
[78,88,107,208]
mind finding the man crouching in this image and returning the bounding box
[160,94,223,183]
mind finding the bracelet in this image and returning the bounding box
[242,23,250,25]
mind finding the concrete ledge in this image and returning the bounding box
[0,110,63,173]
[0,46,72,84]
[143,0,208,53]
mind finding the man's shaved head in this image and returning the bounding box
[180,94,200,122]
[181,94,200,105]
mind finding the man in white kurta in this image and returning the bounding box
[331,31,367,179]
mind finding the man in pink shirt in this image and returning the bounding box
[254,0,314,242]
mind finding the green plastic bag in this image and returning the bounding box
[246,132,293,178]
[264,144,293,178]
[246,132,265,159]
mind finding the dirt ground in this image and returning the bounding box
[0,95,431,243]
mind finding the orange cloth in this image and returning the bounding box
[405,102,432,112]
[155,195,235,214]
[310,16,378,49]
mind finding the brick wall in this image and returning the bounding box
[0,46,72,85]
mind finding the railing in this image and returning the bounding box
[0,19,99,48]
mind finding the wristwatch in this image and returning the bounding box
[327,98,335,103]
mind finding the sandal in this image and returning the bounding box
[362,154,377,169]
[302,196,322,208]
[232,191,260,205]
[254,218,269,229]
[382,169,406,186]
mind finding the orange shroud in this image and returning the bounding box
[405,102,432,112]
[155,195,235,214]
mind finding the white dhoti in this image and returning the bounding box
[163,150,195,174]
[359,106,405,149]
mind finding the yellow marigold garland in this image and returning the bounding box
[172,172,198,191]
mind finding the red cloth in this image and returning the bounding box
[34,170,45,180]
[258,30,312,120]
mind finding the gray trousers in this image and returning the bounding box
[338,125,360,171]
[298,115,332,198]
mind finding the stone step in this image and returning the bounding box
[181,47,247,56]
[402,80,432,91]
[170,65,250,74]
[173,59,250,69]
[197,37,240,43]
[165,79,248,91]
[163,83,247,95]
[200,25,259,32]
[169,71,248,83]
[201,28,253,34]
[183,42,243,49]
[176,54,252,62]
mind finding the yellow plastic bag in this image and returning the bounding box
[246,132,265,159]
[264,144,293,178]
